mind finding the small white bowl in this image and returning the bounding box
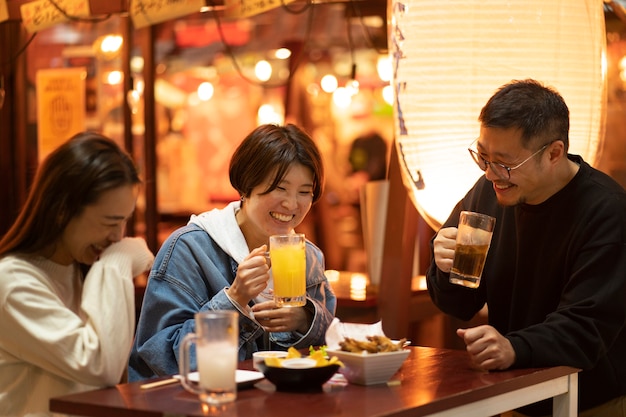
[326,348,410,385]
[252,350,288,370]
[281,358,317,369]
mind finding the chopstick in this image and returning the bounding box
[139,377,179,390]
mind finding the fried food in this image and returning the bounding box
[286,347,301,359]
[264,346,343,368]
[339,335,406,353]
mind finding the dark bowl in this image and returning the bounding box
[257,363,340,392]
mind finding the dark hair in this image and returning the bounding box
[229,124,324,204]
[349,132,387,180]
[0,132,140,257]
[478,79,570,151]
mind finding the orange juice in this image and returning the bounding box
[270,234,306,307]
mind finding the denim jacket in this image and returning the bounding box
[128,217,336,381]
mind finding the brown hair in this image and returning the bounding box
[0,132,140,257]
[229,124,325,203]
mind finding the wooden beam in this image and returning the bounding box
[378,141,419,339]
[4,0,381,21]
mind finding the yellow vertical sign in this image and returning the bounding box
[36,67,86,161]
[0,0,9,23]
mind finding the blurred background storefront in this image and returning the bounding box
[1,0,395,274]
[1,2,626,345]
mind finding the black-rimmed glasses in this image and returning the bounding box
[468,140,552,180]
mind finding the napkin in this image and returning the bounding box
[325,318,386,350]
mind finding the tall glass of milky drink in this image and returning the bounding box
[269,234,306,307]
[449,211,496,288]
[179,311,239,405]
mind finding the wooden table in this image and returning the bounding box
[50,346,579,417]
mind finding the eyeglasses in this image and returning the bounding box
[468,140,551,180]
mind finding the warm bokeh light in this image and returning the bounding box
[413,275,427,291]
[155,78,187,108]
[345,79,359,96]
[275,48,292,59]
[377,55,392,82]
[255,60,272,82]
[127,90,141,114]
[349,273,368,301]
[135,78,145,95]
[257,103,283,125]
[306,82,321,97]
[94,34,123,60]
[130,56,144,73]
[197,82,214,101]
[332,87,352,109]
[382,85,394,105]
[106,70,123,85]
[100,35,123,54]
[187,92,201,107]
[320,74,338,93]
[325,270,340,283]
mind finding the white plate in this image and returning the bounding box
[175,370,265,389]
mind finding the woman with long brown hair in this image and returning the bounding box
[0,132,154,416]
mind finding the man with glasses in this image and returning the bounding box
[426,79,626,417]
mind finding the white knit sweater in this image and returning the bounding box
[0,243,141,416]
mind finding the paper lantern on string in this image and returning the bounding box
[390,0,607,230]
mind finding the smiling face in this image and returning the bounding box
[238,163,314,248]
[477,126,556,206]
[49,185,138,265]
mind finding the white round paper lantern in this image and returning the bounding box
[390,0,607,230]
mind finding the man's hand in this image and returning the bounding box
[457,325,515,371]
[433,227,457,273]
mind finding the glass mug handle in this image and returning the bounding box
[179,333,200,395]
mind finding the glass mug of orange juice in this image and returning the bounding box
[269,234,306,307]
